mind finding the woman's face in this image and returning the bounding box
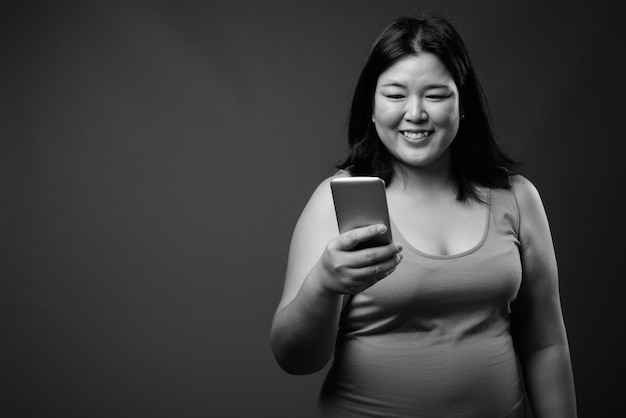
[372,53,460,171]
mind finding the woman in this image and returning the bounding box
[270,15,576,417]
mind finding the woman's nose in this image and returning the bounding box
[404,97,427,122]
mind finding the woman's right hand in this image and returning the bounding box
[315,224,403,296]
[271,179,402,374]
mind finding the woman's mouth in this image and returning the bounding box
[400,130,433,140]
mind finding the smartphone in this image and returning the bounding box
[330,176,392,250]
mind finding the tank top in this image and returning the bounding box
[317,187,527,417]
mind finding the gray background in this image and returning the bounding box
[2,1,623,416]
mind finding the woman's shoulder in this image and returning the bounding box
[288,172,347,263]
[509,174,543,209]
[508,174,551,240]
[298,171,350,222]
[308,170,351,199]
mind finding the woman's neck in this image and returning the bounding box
[388,156,456,201]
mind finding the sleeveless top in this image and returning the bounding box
[317,187,527,417]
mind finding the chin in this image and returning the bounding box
[394,150,449,170]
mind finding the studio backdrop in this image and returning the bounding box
[2,1,623,417]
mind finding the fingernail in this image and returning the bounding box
[377,225,387,234]
[396,243,403,252]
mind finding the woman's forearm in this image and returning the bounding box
[520,343,577,418]
[270,263,344,375]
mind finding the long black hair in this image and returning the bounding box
[337,15,518,201]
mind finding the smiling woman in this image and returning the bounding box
[270,14,577,418]
[373,53,461,170]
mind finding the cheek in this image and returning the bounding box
[429,101,460,127]
[373,103,404,127]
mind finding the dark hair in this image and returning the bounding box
[337,15,518,201]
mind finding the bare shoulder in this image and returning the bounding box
[510,174,553,248]
[511,174,541,201]
[298,171,349,224]
[275,172,348,311]
[510,174,545,215]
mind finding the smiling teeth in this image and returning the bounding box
[402,131,431,139]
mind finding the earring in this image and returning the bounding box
[461,113,465,120]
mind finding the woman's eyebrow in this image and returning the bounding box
[380,81,406,88]
[380,82,452,89]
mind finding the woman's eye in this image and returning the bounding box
[425,93,451,101]
[385,94,405,99]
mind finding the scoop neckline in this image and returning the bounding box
[390,189,492,260]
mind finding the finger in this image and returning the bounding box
[348,242,403,268]
[345,251,403,286]
[376,253,402,280]
[335,224,389,251]
[372,252,403,280]
[345,262,399,295]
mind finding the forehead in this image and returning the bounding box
[377,53,455,87]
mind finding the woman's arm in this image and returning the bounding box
[270,175,402,375]
[510,175,577,417]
